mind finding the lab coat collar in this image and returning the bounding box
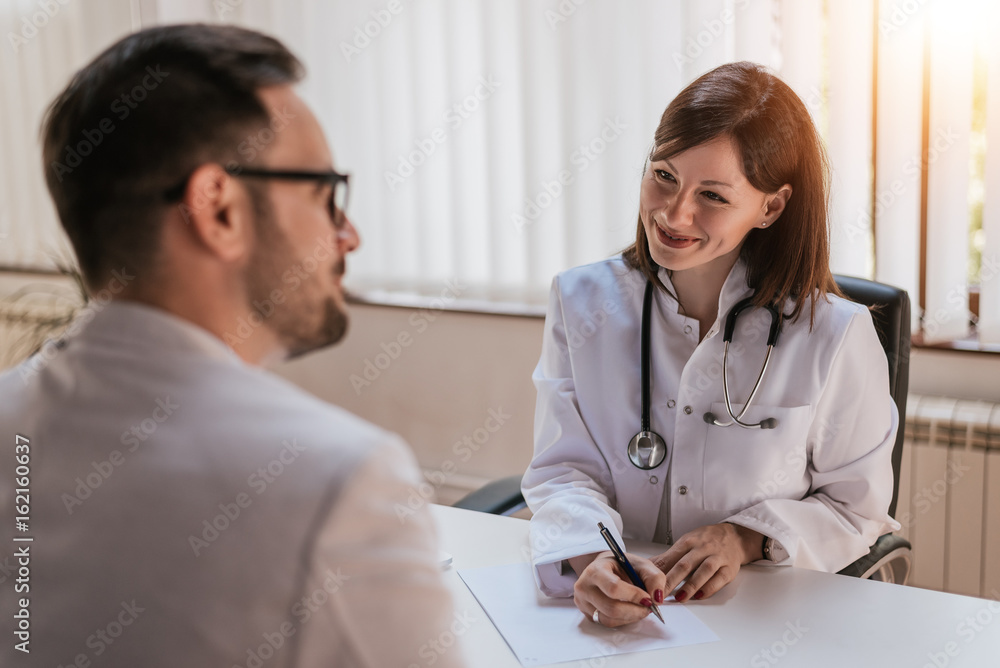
[654,256,754,323]
[74,299,242,365]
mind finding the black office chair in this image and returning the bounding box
[454,275,913,585]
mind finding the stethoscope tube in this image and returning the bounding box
[705,340,778,429]
[627,281,668,470]
[703,298,782,429]
[639,279,653,433]
[627,282,782,470]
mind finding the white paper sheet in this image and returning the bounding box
[458,562,719,667]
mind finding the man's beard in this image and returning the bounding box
[244,188,348,359]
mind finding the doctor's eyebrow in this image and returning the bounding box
[662,158,735,190]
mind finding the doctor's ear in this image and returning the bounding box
[760,185,792,228]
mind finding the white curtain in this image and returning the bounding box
[1,0,996,344]
[0,0,136,270]
[982,1,1000,343]
[874,0,923,336]
[226,0,807,295]
[923,1,975,343]
[227,0,691,295]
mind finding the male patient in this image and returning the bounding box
[0,24,465,667]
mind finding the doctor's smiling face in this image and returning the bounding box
[624,62,840,324]
[639,136,791,277]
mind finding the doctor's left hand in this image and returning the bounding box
[652,522,764,602]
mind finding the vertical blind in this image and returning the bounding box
[0,0,996,345]
[924,0,975,343]
[0,0,136,271]
[874,0,923,339]
[983,4,1000,343]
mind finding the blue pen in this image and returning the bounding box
[598,522,665,623]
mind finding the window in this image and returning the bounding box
[1,0,996,347]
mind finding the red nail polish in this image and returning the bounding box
[654,589,664,604]
[675,590,688,602]
[693,590,704,600]
[640,597,652,608]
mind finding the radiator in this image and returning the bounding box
[898,394,1000,598]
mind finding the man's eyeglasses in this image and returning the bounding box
[164,166,351,229]
[227,166,351,229]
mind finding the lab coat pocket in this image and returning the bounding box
[701,403,812,512]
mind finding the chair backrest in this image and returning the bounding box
[833,275,911,517]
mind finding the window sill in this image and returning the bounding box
[344,282,547,320]
[4,268,996,350]
[347,284,1000,349]
[911,332,1000,355]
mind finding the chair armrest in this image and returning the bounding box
[452,475,526,515]
[837,533,912,581]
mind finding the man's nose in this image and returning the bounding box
[338,216,360,252]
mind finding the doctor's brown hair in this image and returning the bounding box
[622,61,842,325]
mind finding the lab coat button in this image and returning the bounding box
[678,485,688,495]
[667,399,676,408]
[650,475,658,484]
[683,325,693,334]
[683,405,693,414]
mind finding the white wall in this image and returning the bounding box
[274,301,1000,503]
[908,347,1000,400]
[3,271,997,503]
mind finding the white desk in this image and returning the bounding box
[432,504,1000,667]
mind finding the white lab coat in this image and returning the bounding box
[522,256,901,597]
[0,301,465,668]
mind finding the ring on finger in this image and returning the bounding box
[592,609,600,625]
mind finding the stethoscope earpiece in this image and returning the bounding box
[703,412,779,429]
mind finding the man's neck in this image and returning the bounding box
[112,291,283,366]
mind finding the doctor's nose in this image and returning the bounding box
[661,193,697,230]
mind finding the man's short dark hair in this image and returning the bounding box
[41,23,304,290]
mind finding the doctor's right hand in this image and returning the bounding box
[570,550,666,628]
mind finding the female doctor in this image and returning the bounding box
[522,61,901,628]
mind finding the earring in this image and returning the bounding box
[761,222,768,227]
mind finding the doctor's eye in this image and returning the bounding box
[703,191,729,204]
[654,169,676,183]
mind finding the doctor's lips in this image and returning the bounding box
[654,224,701,249]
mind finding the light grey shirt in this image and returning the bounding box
[0,300,465,667]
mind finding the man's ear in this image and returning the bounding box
[761,184,792,227]
[173,163,254,262]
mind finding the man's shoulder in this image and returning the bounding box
[218,363,400,455]
[0,347,400,468]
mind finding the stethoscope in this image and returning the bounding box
[627,280,784,470]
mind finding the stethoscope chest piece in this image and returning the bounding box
[627,430,667,470]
